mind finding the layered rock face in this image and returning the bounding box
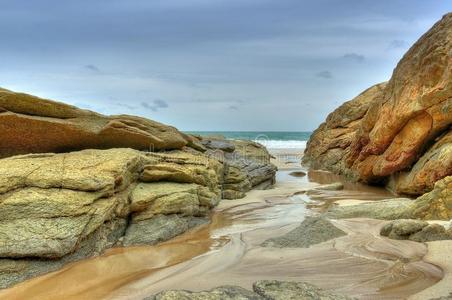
[0,88,191,158]
[202,137,277,199]
[303,13,452,197]
[0,90,276,288]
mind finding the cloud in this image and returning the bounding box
[141,99,169,112]
[116,103,136,110]
[84,64,100,72]
[316,70,333,79]
[342,53,365,63]
[228,105,239,110]
[388,39,408,49]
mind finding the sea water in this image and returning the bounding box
[185,131,311,149]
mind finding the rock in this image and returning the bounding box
[200,138,236,153]
[429,292,452,300]
[391,131,452,195]
[380,219,428,240]
[303,82,387,181]
[202,137,277,199]
[123,215,208,247]
[326,198,414,220]
[130,182,218,221]
[0,148,223,287]
[315,182,344,191]
[304,13,452,195]
[288,171,306,177]
[253,280,353,300]
[0,90,278,288]
[410,224,452,242]
[410,176,452,220]
[0,218,127,288]
[381,220,452,242]
[0,149,142,259]
[0,88,190,158]
[261,217,347,248]
[145,286,262,300]
[146,280,353,300]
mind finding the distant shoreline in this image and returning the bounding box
[186,131,311,149]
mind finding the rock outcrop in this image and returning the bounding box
[410,176,452,220]
[303,13,452,197]
[0,88,190,158]
[381,219,452,242]
[326,176,452,221]
[0,90,277,288]
[203,137,277,199]
[304,82,387,180]
[261,216,347,248]
[147,280,353,300]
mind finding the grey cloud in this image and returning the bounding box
[116,103,136,110]
[342,53,365,63]
[228,105,239,110]
[141,99,169,112]
[0,0,446,131]
[85,64,100,72]
[316,71,333,79]
[388,39,408,49]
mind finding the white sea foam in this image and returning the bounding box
[255,139,307,149]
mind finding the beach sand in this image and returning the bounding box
[0,147,449,300]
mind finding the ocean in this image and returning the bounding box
[186,131,312,149]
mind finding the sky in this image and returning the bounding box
[0,0,450,131]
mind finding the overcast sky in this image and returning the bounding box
[1,0,450,131]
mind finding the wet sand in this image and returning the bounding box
[0,148,448,300]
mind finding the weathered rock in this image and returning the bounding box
[0,218,127,288]
[0,88,190,158]
[146,286,262,300]
[123,215,208,247]
[391,131,452,195]
[380,219,428,240]
[146,280,353,300]
[0,148,225,287]
[202,137,277,199]
[303,82,387,180]
[0,89,278,289]
[429,292,452,300]
[200,138,236,153]
[410,224,452,242]
[410,176,452,220]
[253,280,353,300]
[304,13,452,195]
[0,149,142,259]
[326,198,414,220]
[381,220,452,242]
[261,217,347,248]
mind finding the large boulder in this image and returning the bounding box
[304,13,452,196]
[303,82,387,180]
[0,148,225,287]
[391,131,452,195]
[203,138,277,199]
[0,88,189,158]
[410,176,452,220]
[381,219,452,242]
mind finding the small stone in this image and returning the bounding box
[289,171,307,177]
